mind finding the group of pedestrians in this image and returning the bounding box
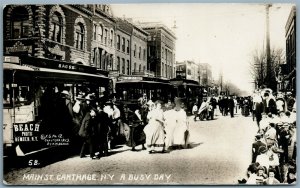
[71,90,191,159]
[192,95,236,121]
[136,97,189,153]
[240,89,297,185]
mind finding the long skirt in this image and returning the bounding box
[144,122,165,150]
[127,125,146,147]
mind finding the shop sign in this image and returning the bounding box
[6,41,32,54]
[13,122,40,142]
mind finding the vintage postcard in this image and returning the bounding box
[2,3,296,185]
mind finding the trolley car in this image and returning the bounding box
[3,56,110,156]
[170,78,202,113]
[115,76,174,109]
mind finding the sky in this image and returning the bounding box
[110,3,294,94]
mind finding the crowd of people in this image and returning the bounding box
[39,86,297,183]
[69,91,191,159]
[239,89,297,185]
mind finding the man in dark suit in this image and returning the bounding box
[252,134,267,163]
[228,96,235,118]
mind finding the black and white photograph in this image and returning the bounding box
[2,2,297,185]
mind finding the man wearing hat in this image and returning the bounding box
[56,89,74,137]
[252,133,267,163]
[278,123,291,165]
[286,92,295,112]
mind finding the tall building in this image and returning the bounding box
[284,6,296,93]
[114,18,149,76]
[137,22,176,79]
[176,60,200,83]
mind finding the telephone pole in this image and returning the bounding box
[265,4,273,90]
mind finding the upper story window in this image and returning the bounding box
[11,7,30,39]
[51,12,62,42]
[98,25,103,42]
[126,40,130,54]
[122,37,125,52]
[143,49,146,60]
[104,29,108,45]
[75,23,85,50]
[138,46,141,59]
[134,44,136,57]
[117,56,120,71]
[122,58,125,74]
[139,64,141,72]
[93,24,97,41]
[110,30,114,47]
[117,35,120,50]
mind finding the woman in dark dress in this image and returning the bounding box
[122,105,146,151]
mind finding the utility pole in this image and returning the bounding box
[265,4,272,89]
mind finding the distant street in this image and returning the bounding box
[4,109,258,185]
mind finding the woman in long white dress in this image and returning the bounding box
[143,101,165,153]
[164,98,188,149]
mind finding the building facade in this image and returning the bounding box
[138,22,176,79]
[115,18,132,75]
[131,22,148,76]
[176,60,200,83]
[4,5,115,70]
[199,63,212,87]
[284,6,296,94]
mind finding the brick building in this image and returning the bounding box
[138,22,176,79]
[4,4,114,71]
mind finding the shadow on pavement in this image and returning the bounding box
[187,142,204,149]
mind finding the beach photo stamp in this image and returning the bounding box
[2,2,297,185]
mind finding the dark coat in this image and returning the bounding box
[122,110,146,147]
[252,140,266,163]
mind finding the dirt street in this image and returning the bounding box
[3,110,258,185]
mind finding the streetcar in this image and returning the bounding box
[3,56,110,156]
[170,78,203,113]
[115,76,174,109]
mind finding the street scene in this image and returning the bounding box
[2,3,297,185]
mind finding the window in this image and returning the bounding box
[11,7,30,39]
[98,25,103,42]
[162,47,164,59]
[93,24,97,41]
[117,57,120,71]
[126,40,130,54]
[110,30,113,47]
[143,49,146,60]
[104,29,108,45]
[139,64,141,72]
[117,35,120,50]
[134,44,136,57]
[122,58,125,74]
[143,66,146,71]
[165,64,167,77]
[75,23,84,50]
[127,60,130,74]
[51,12,62,42]
[122,37,125,52]
[139,46,141,59]
[134,63,136,72]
